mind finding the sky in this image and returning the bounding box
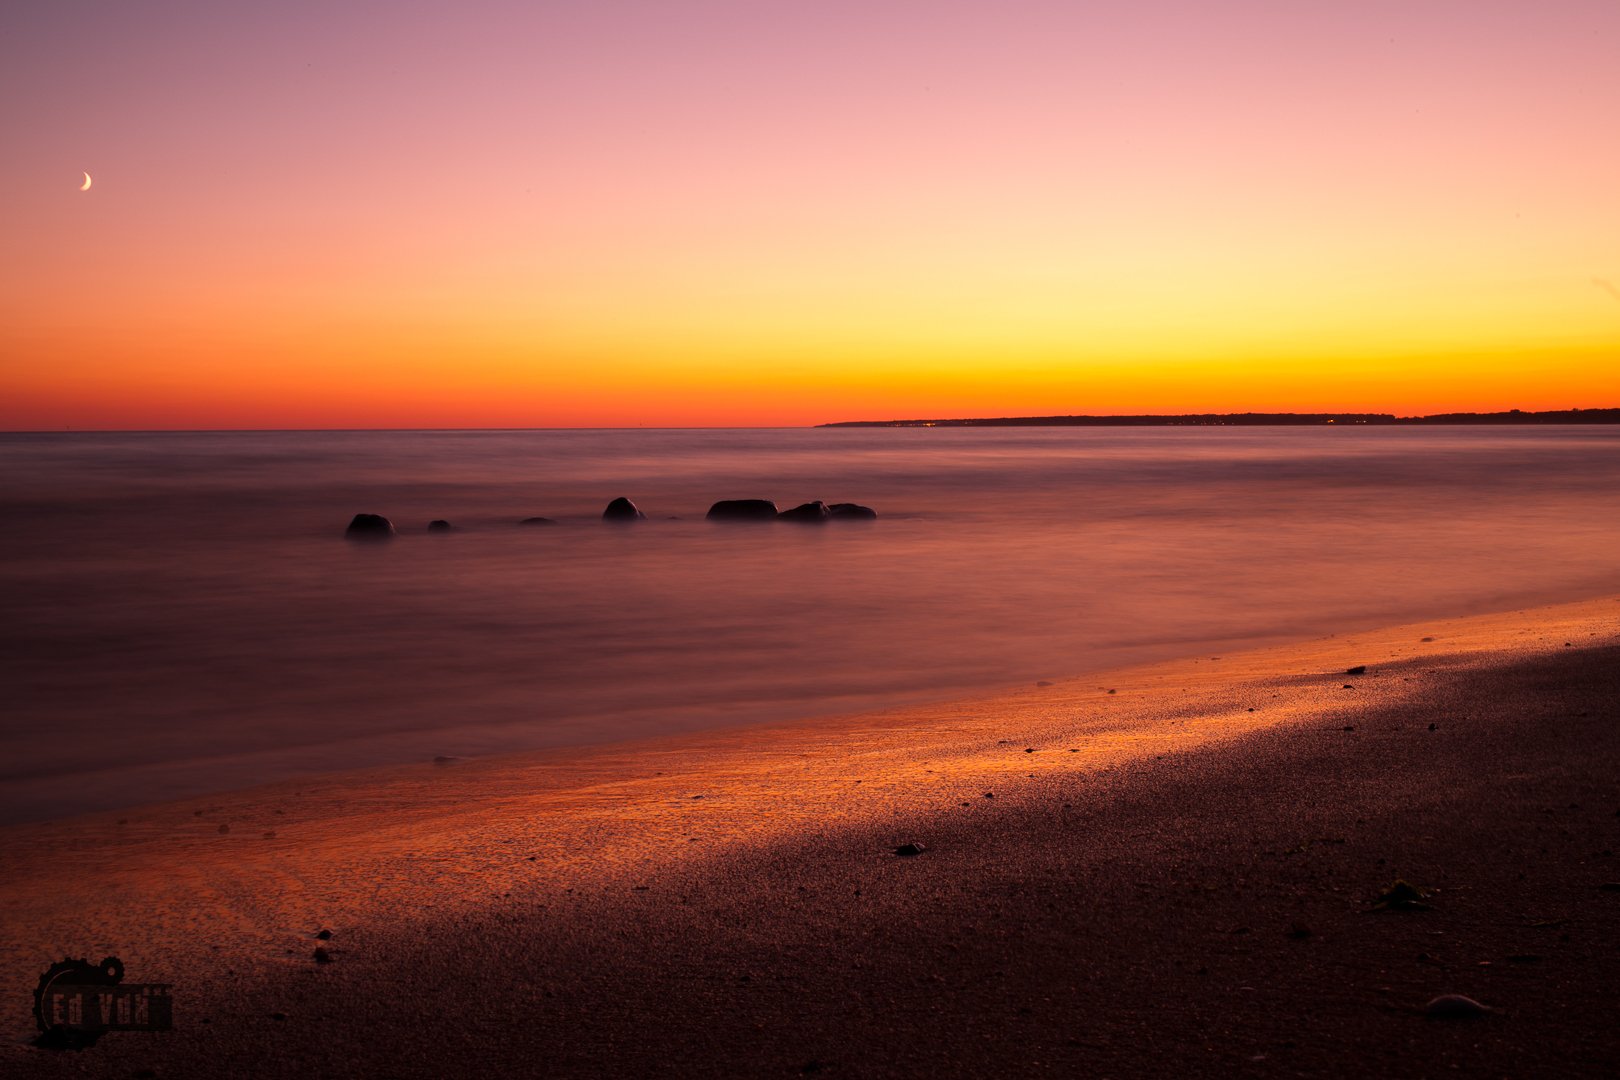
[3,0,1619,428]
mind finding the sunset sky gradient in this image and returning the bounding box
[5,0,1618,428]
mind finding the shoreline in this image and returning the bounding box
[7,587,1615,829]
[5,595,1620,1076]
[821,408,1620,427]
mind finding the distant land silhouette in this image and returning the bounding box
[820,408,1620,428]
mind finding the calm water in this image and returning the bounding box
[4,427,1618,823]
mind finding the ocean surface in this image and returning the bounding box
[4,426,1618,823]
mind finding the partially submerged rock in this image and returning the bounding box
[778,500,831,523]
[706,499,779,522]
[344,513,395,540]
[603,497,646,522]
[827,502,877,520]
[519,516,557,526]
[426,519,453,532]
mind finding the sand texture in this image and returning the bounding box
[3,598,1620,1077]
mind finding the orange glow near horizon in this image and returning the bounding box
[4,2,1618,429]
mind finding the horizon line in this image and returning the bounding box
[5,405,1620,435]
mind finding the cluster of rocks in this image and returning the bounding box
[344,497,876,540]
[705,499,876,523]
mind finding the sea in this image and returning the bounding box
[4,426,1618,823]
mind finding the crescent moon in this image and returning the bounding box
[80,172,92,192]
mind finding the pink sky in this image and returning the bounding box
[4,1,1618,427]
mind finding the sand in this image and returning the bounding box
[3,597,1619,1077]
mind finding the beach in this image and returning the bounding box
[4,596,1618,1077]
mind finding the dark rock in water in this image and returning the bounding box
[1346,664,1367,675]
[313,947,332,964]
[893,843,925,856]
[1424,994,1490,1019]
[520,516,557,526]
[778,500,831,523]
[603,497,646,522]
[345,513,395,540]
[315,929,332,940]
[427,519,453,532]
[706,499,779,522]
[827,502,877,520]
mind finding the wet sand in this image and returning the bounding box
[3,597,1619,1077]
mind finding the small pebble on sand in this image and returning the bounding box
[1373,880,1432,911]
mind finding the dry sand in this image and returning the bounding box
[4,597,1620,1077]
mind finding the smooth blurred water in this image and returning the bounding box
[3,426,1618,822]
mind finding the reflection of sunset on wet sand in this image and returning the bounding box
[3,599,1618,1074]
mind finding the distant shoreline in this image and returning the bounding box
[820,407,1620,427]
